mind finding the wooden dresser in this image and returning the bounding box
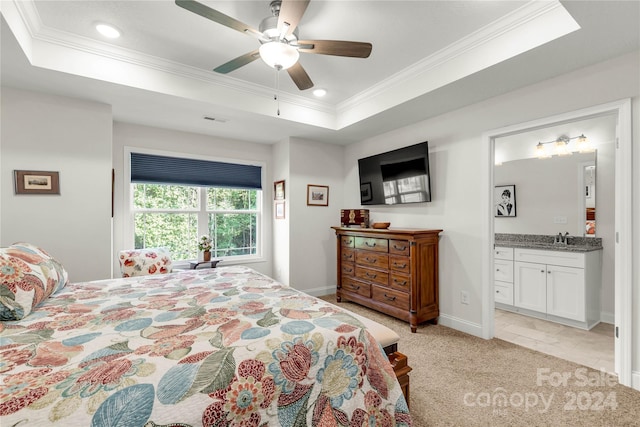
[331,227,442,332]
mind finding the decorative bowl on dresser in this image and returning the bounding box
[331,226,442,332]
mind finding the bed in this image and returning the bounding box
[1,243,412,426]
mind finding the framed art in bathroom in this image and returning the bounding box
[494,185,516,217]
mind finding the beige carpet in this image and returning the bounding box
[318,295,640,427]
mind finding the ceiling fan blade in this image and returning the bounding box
[175,0,263,40]
[297,40,372,58]
[287,62,314,90]
[214,50,261,74]
[278,0,310,38]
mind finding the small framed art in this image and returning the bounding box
[274,180,285,200]
[494,185,516,217]
[275,201,285,219]
[14,170,60,195]
[307,184,329,206]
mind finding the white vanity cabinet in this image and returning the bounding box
[494,247,514,305]
[510,248,602,329]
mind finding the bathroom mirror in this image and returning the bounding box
[494,151,597,237]
[583,163,596,237]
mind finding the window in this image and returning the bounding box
[129,152,263,262]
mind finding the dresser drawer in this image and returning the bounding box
[390,272,411,292]
[355,237,389,253]
[341,263,355,276]
[355,266,389,286]
[341,248,355,263]
[341,236,355,248]
[356,251,389,269]
[389,240,410,256]
[389,255,410,273]
[373,285,409,310]
[342,277,371,298]
[494,259,513,283]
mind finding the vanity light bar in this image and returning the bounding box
[535,134,592,158]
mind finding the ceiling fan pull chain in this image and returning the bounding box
[275,65,282,116]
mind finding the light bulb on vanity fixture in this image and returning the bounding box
[535,134,592,159]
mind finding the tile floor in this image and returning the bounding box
[494,309,615,374]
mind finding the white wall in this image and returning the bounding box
[288,138,344,295]
[111,122,274,278]
[272,139,290,285]
[341,51,639,376]
[1,87,112,282]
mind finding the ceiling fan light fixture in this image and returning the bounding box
[259,42,299,70]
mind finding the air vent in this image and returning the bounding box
[203,116,227,123]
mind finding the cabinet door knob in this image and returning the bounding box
[496,268,500,272]
[541,270,545,273]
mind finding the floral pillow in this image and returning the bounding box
[0,242,69,320]
[118,247,173,277]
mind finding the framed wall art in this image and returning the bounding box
[274,180,285,200]
[307,184,329,206]
[14,170,60,195]
[494,184,516,217]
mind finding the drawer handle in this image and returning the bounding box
[344,267,353,273]
[344,239,353,245]
[383,293,396,302]
[365,272,377,279]
[496,268,500,272]
[496,290,500,293]
[541,270,545,273]
[393,279,407,286]
[349,284,360,290]
[344,254,353,260]
[393,245,407,251]
[365,242,377,247]
[365,257,377,263]
[394,263,407,268]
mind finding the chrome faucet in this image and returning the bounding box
[555,232,570,245]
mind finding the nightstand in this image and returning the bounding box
[189,259,221,270]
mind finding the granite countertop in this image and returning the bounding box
[495,233,603,253]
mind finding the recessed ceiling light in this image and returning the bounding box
[96,23,120,39]
[313,88,327,97]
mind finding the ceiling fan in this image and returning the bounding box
[175,0,372,90]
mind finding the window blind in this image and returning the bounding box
[130,153,262,190]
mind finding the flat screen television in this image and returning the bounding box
[358,141,431,205]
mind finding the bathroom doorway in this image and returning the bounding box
[481,99,633,387]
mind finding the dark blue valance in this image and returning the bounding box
[130,153,262,190]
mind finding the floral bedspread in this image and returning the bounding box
[1,266,412,426]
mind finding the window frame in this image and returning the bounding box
[124,147,265,267]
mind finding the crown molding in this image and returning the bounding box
[337,0,578,117]
[6,0,335,119]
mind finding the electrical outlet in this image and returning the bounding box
[460,290,470,305]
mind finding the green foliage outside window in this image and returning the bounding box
[133,184,259,261]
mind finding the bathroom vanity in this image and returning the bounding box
[494,234,603,330]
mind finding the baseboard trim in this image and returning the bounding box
[600,311,614,325]
[438,313,483,338]
[301,286,335,297]
[632,370,640,391]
